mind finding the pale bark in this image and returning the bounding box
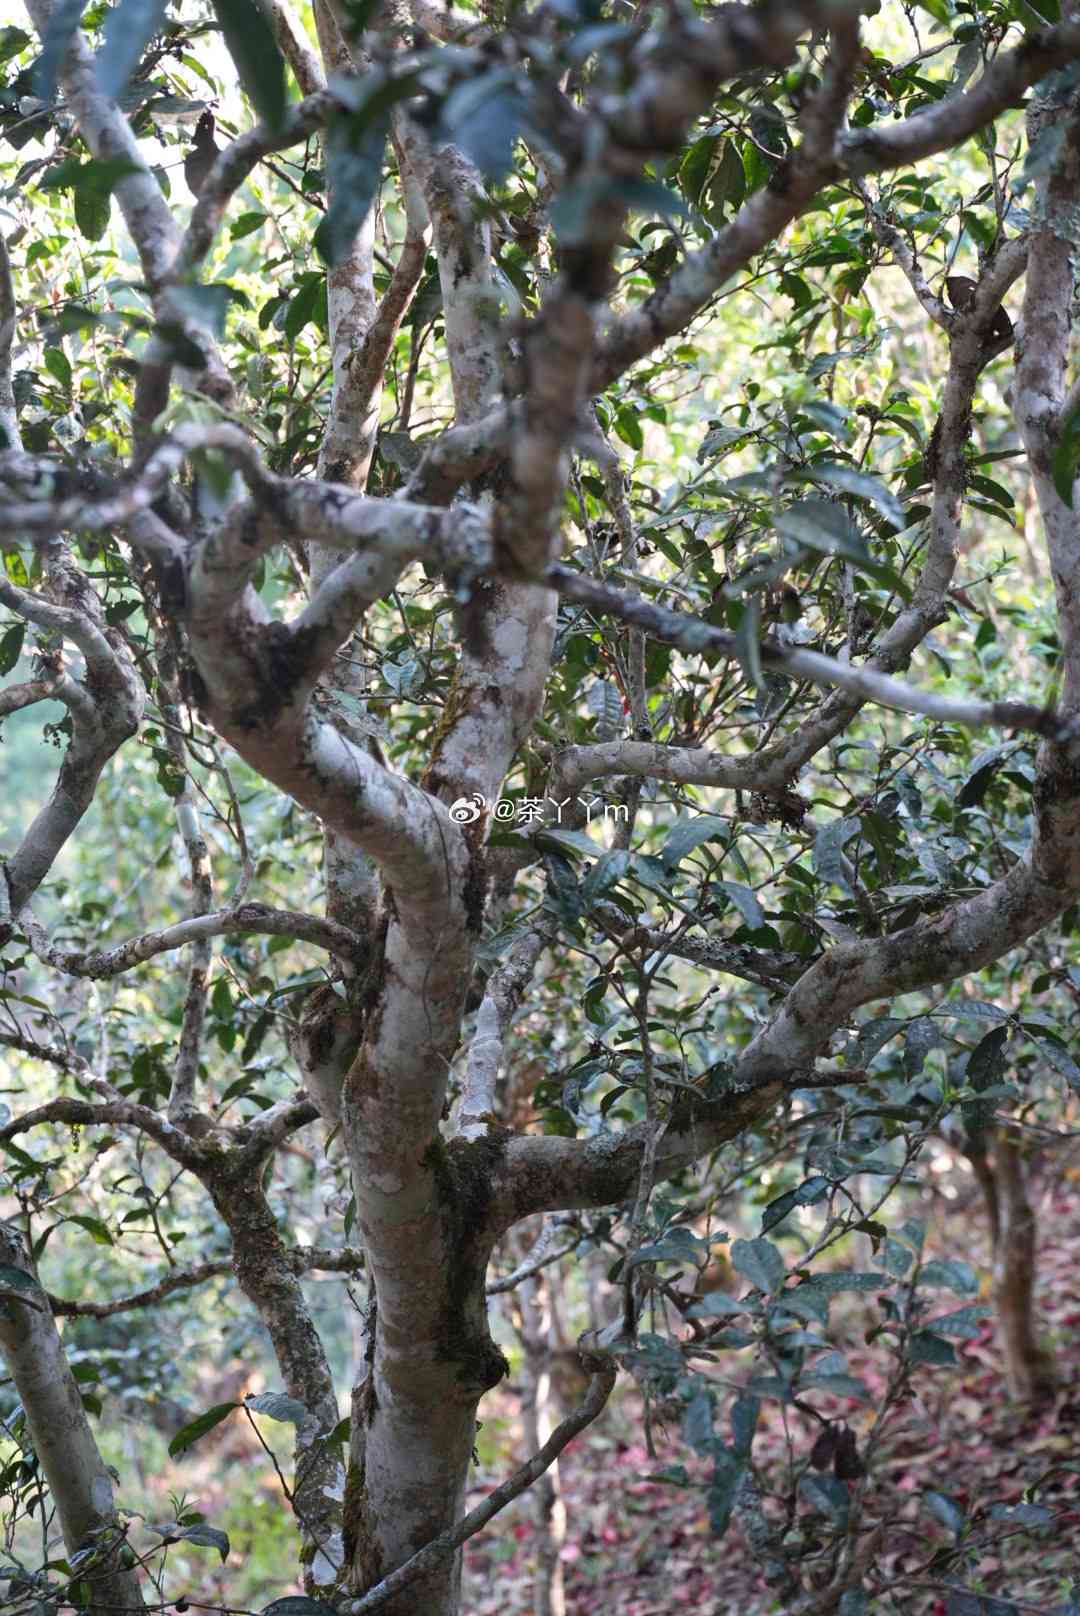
[8,6,1080,1614]
[0,1223,145,1614]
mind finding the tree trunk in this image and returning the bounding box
[517,1271,567,1616]
[208,1172,346,1592]
[990,1134,1056,1402]
[341,1128,508,1616]
[0,1222,145,1614]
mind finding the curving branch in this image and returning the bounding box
[20,900,364,979]
[548,738,790,799]
[547,565,1076,744]
[485,1216,580,1297]
[456,926,550,1141]
[0,674,62,719]
[0,561,144,918]
[841,20,1080,176]
[0,1096,210,1171]
[594,17,862,394]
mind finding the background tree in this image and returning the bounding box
[3,0,1080,1613]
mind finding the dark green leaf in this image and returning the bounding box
[263,1599,338,1616]
[927,1303,990,1339]
[731,1237,785,1294]
[813,816,860,893]
[904,1016,940,1077]
[315,114,388,266]
[706,1449,741,1536]
[0,27,31,65]
[0,1266,43,1301]
[660,814,726,869]
[908,1329,957,1366]
[167,1524,230,1562]
[170,283,236,337]
[284,278,323,341]
[776,498,909,596]
[808,462,906,528]
[211,0,286,130]
[925,1489,966,1535]
[581,850,630,909]
[734,594,764,690]
[440,73,526,180]
[800,1472,850,1527]
[43,348,72,389]
[918,1256,978,1294]
[0,624,25,676]
[168,1402,239,1457]
[716,880,763,930]
[1030,1031,1080,1089]
[1053,402,1080,507]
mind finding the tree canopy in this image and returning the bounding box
[3,0,1080,1611]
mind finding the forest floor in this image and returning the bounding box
[463,1181,1080,1616]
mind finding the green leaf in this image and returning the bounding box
[0,27,31,66]
[1030,1031,1080,1089]
[705,140,745,218]
[917,1256,977,1294]
[314,93,392,267]
[439,71,526,180]
[925,1489,966,1535]
[808,462,906,529]
[211,0,286,131]
[734,594,764,690]
[706,1449,741,1536]
[660,814,727,869]
[262,1601,338,1616]
[716,881,763,930]
[813,815,860,893]
[231,210,269,239]
[776,499,909,597]
[800,1372,871,1401]
[244,1391,311,1425]
[66,1214,113,1246]
[904,1016,940,1077]
[761,1175,830,1233]
[43,348,72,390]
[542,852,583,927]
[966,1025,1008,1090]
[39,158,141,243]
[905,1331,957,1370]
[160,1524,230,1562]
[0,1265,43,1301]
[800,1473,850,1527]
[927,1303,991,1340]
[170,283,237,337]
[686,1291,753,1319]
[679,134,718,208]
[581,850,630,910]
[210,976,233,1018]
[97,0,169,100]
[168,1401,239,1457]
[730,1236,785,1294]
[0,623,25,676]
[284,278,323,341]
[1052,403,1080,507]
